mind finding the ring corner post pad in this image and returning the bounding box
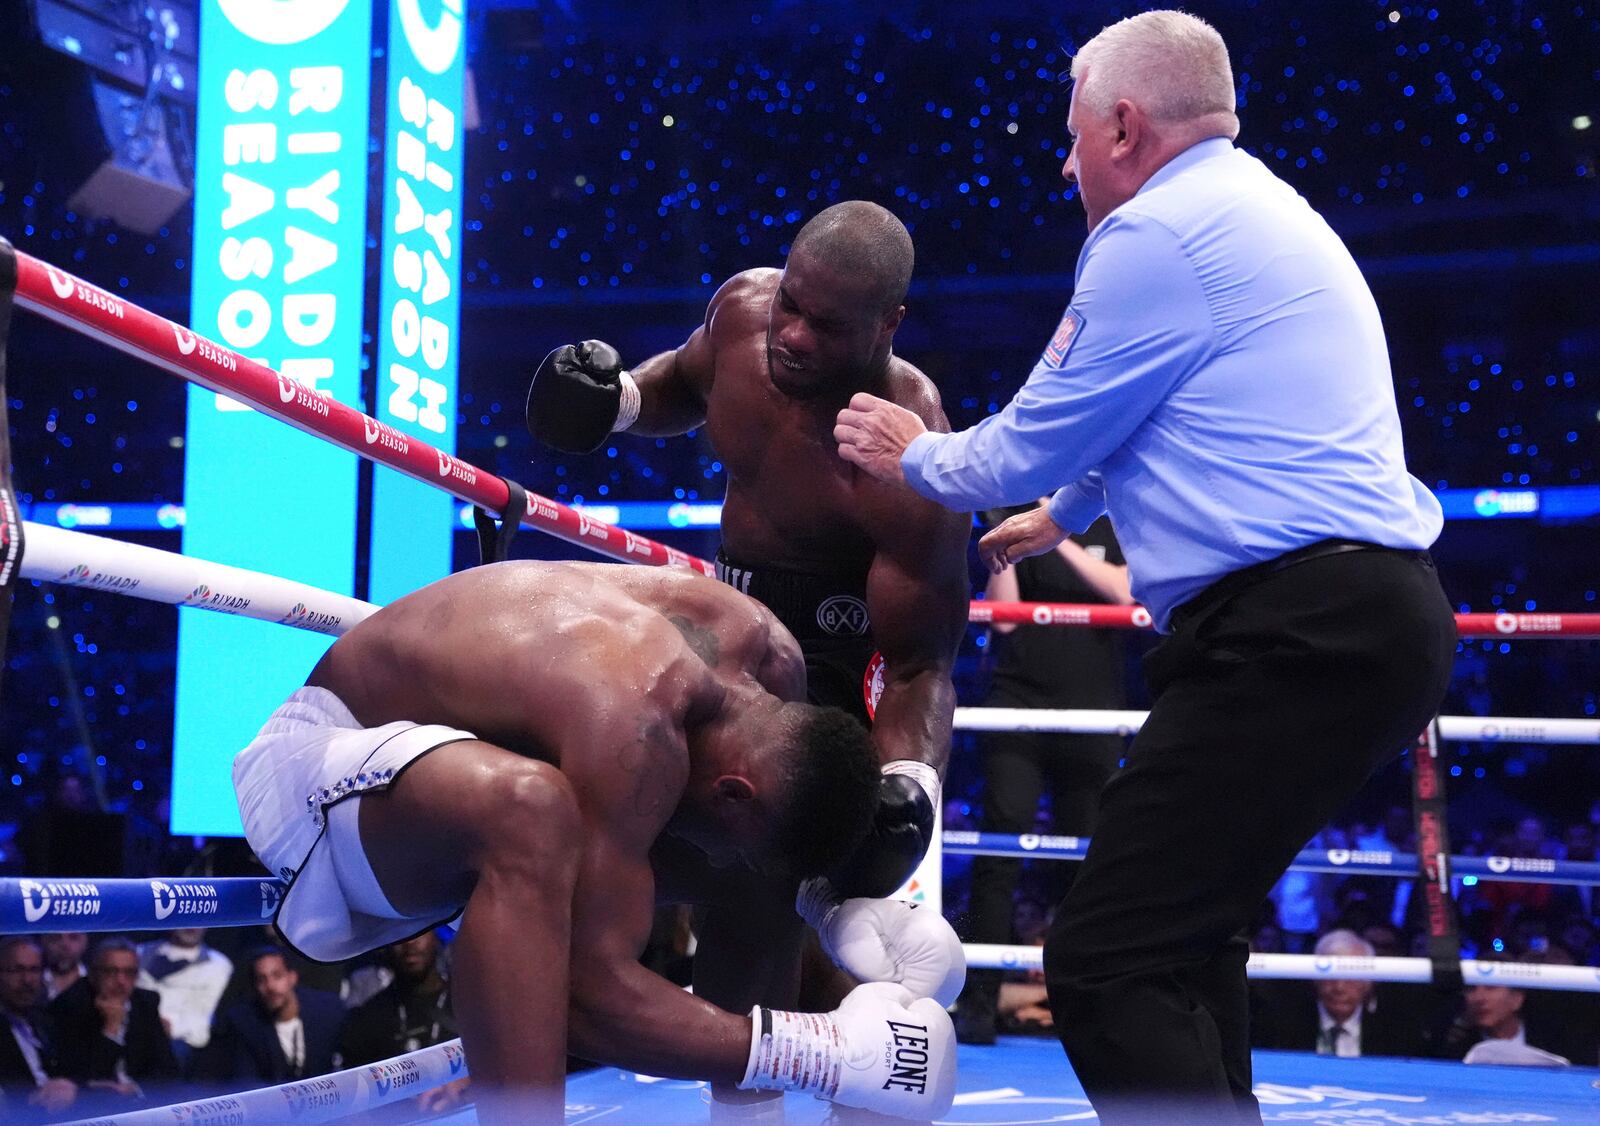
[0,235,22,701]
[472,477,529,565]
[1410,716,1464,993]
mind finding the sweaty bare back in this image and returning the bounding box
[307,562,805,763]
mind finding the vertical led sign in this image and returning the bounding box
[368,0,466,603]
[175,0,373,834]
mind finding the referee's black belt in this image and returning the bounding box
[1170,538,1433,632]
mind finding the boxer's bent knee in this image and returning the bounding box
[472,758,581,887]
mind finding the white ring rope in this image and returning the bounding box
[962,944,1600,993]
[58,1039,468,1126]
[20,521,377,637]
[956,707,1600,746]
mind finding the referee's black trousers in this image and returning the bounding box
[1042,547,1456,1124]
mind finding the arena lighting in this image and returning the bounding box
[64,80,192,236]
[27,0,197,235]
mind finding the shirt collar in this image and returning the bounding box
[1317,1003,1364,1036]
[1136,136,1235,199]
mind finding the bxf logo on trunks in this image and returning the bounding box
[19,880,101,924]
[279,1076,342,1117]
[880,1020,931,1095]
[369,1057,422,1097]
[150,881,220,921]
[817,595,870,637]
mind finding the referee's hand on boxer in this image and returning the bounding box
[979,505,1068,574]
[834,392,925,485]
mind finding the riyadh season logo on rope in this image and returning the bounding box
[18,880,102,924]
[260,881,284,918]
[279,1077,341,1117]
[151,881,220,921]
[368,1058,422,1098]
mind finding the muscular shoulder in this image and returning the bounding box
[882,356,951,434]
[705,268,779,340]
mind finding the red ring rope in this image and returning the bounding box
[11,250,713,576]
[14,250,1596,637]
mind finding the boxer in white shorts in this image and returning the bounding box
[232,560,960,1125]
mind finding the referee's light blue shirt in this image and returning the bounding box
[902,137,1443,631]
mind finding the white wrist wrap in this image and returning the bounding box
[740,1008,843,1098]
[615,370,641,432]
[794,876,841,931]
[881,760,941,813]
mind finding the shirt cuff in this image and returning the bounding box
[900,431,944,500]
[1048,478,1106,533]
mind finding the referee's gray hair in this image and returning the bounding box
[1070,10,1237,123]
[1313,928,1376,958]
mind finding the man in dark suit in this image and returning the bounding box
[1,935,79,1119]
[203,946,344,1086]
[47,937,178,1108]
[1252,929,1428,1058]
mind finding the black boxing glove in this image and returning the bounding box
[834,762,940,900]
[525,339,641,454]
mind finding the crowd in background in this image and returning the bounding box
[0,926,465,1120]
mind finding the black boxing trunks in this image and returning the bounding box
[716,548,879,724]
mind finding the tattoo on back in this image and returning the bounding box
[625,716,681,817]
[668,614,721,668]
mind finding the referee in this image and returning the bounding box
[835,10,1456,1123]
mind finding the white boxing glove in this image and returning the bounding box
[739,981,957,1121]
[797,879,966,1008]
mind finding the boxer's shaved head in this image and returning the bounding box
[789,201,914,315]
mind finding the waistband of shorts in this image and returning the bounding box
[259,685,363,735]
[715,547,871,640]
[1169,539,1434,633]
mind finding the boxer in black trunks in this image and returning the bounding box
[527,201,972,903]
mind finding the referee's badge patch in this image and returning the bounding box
[1043,309,1084,367]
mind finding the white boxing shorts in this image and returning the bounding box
[233,686,475,962]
